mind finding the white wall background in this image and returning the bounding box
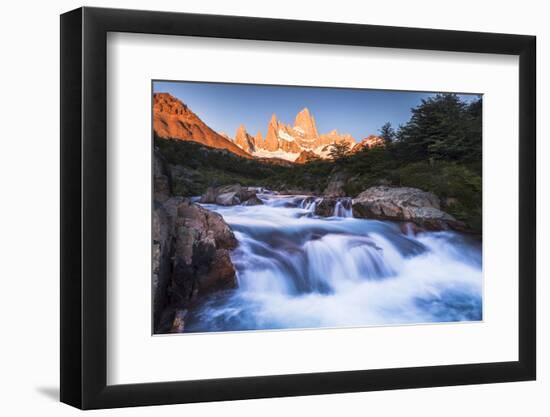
[0,0,545,415]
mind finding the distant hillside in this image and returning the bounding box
[153,93,252,158]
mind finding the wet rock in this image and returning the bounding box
[300,196,317,209]
[215,190,241,206]
[313,197,353,217]
[200,186,218,204]
[200,184,263,206]
[278,188,315,196]
[171,309,188,333]
[353,186,465,231]
[152,201,173,329]
[241,195,264,206]
[153,198,238,332]
[314,198,337,217]
[198,249,238,292]
[400,221,425,236]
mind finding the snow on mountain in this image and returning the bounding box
[252,148,301,161]
[154,94,362,163]
[251,108,357,161]
[278,129,295,142]
[313,144,334,159]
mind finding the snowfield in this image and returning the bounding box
[252,149,301,161]
[277,129,296,142]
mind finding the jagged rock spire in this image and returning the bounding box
[294,107,319,138]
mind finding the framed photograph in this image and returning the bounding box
[60,7,536,409]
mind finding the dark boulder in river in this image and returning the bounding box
[314,197,353,217]
[241,194,264,206]
[314,197,338,217]
[352,186,466,231]
[200,184,263,206]
[153,197,238,333]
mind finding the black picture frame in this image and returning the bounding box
[60,6,536,410]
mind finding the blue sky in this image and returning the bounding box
[153,81,481,142]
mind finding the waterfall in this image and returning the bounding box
[188,193,482,332]
[333,198,353,217]
[299,196,322,214]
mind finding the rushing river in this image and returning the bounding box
[185,193,482,332]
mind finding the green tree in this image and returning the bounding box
[463,98,482,168]
[328,140,351,160]
[378,122,395,143]
[394,93,481,163]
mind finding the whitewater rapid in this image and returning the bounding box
[185,193,482,332]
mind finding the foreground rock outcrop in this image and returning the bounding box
[352,186,465,231]
[153,197,238,332]
[153,149,240,333]
[200,184,264,206]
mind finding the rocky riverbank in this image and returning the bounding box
[195,181,469,232]
[352,186,467,232]
[200,184,264,206]
[154,144,475,333]
[153,150,240,333]
[307,186,467,232]
[182,191,482,333]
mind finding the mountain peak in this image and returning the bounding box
[294,107,318,138]
[235,124,256,153]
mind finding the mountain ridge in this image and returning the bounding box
[248,108,356,159]
[153,92,375,162]
[153,93,252,158]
